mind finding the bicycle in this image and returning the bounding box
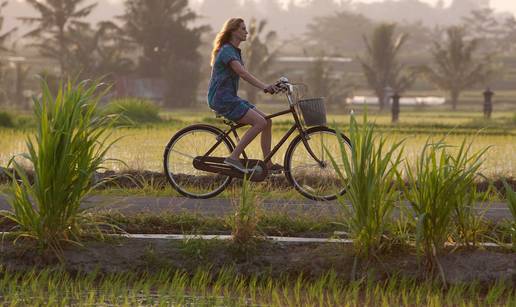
[163,77,352,201]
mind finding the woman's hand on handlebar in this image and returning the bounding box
[263,84,281,94]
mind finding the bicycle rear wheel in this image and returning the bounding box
[284,126,351,201]
[164,124,233,198]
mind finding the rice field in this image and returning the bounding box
[1,104,515,305]
[1,111,513,178]
[0,268,513,306]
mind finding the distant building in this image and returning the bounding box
[347,96,446,106]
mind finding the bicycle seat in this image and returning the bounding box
[213,111,237,127]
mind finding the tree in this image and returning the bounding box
[0,0,17,104]
[306,55,353,107]
[396,21,434,53]
[359,23,415,110]
[461,9,506,54]
[67,22,133,79]
[119,0,208,107]
[0,0,15,51]
[307,56,333,98]
[66,23,98,77]
[19,0,97,77]
[92,23,134,78]
[419,26,494,110]
[241,19,280,103]
[503,16,516,53]
[305,11,374,55]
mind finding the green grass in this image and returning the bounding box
[100,212,346,238]
[0,268,513,306]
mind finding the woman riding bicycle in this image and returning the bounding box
[165,19,350,200]
[207,17,282,174]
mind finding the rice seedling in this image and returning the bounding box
[400,138,488,280]
[0,78,120,257]
[326,113,404,276]
[0,267,513,306]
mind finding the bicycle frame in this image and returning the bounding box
[202,84,324,167]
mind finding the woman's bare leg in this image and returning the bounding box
[229,109,267,160]
[253,108,273,165]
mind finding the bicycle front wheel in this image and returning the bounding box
[164,124,233,198]
[284,126,351,201]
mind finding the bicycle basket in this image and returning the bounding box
[298,97,327,126]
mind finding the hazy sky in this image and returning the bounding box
[13,0,516,16]
[350,0,516,14]
[116,0,516,15]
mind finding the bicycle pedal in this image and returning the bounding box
[268,170,283,175]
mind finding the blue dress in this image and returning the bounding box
[207,43,255,122]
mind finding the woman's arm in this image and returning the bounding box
[230,61,275,91]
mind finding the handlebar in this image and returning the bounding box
[263,77,292,94]
[262,77,298,108]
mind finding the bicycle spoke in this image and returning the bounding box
[289,163,320,170]
[170,149,197,160]
[164,126,232,198]
[286,128,351,200]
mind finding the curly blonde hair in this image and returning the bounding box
[210,18,244,67]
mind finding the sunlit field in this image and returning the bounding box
[1,110,514,178]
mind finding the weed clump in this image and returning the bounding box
[229,175,262,249]
[103,98,161,125]
[400,138,488,279]
[327,113,404,276]
[0,111,15,127]
[1,78,119,257]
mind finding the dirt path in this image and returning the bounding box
[0,195,511,222]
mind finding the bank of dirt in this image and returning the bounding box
[1,238,514,286]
